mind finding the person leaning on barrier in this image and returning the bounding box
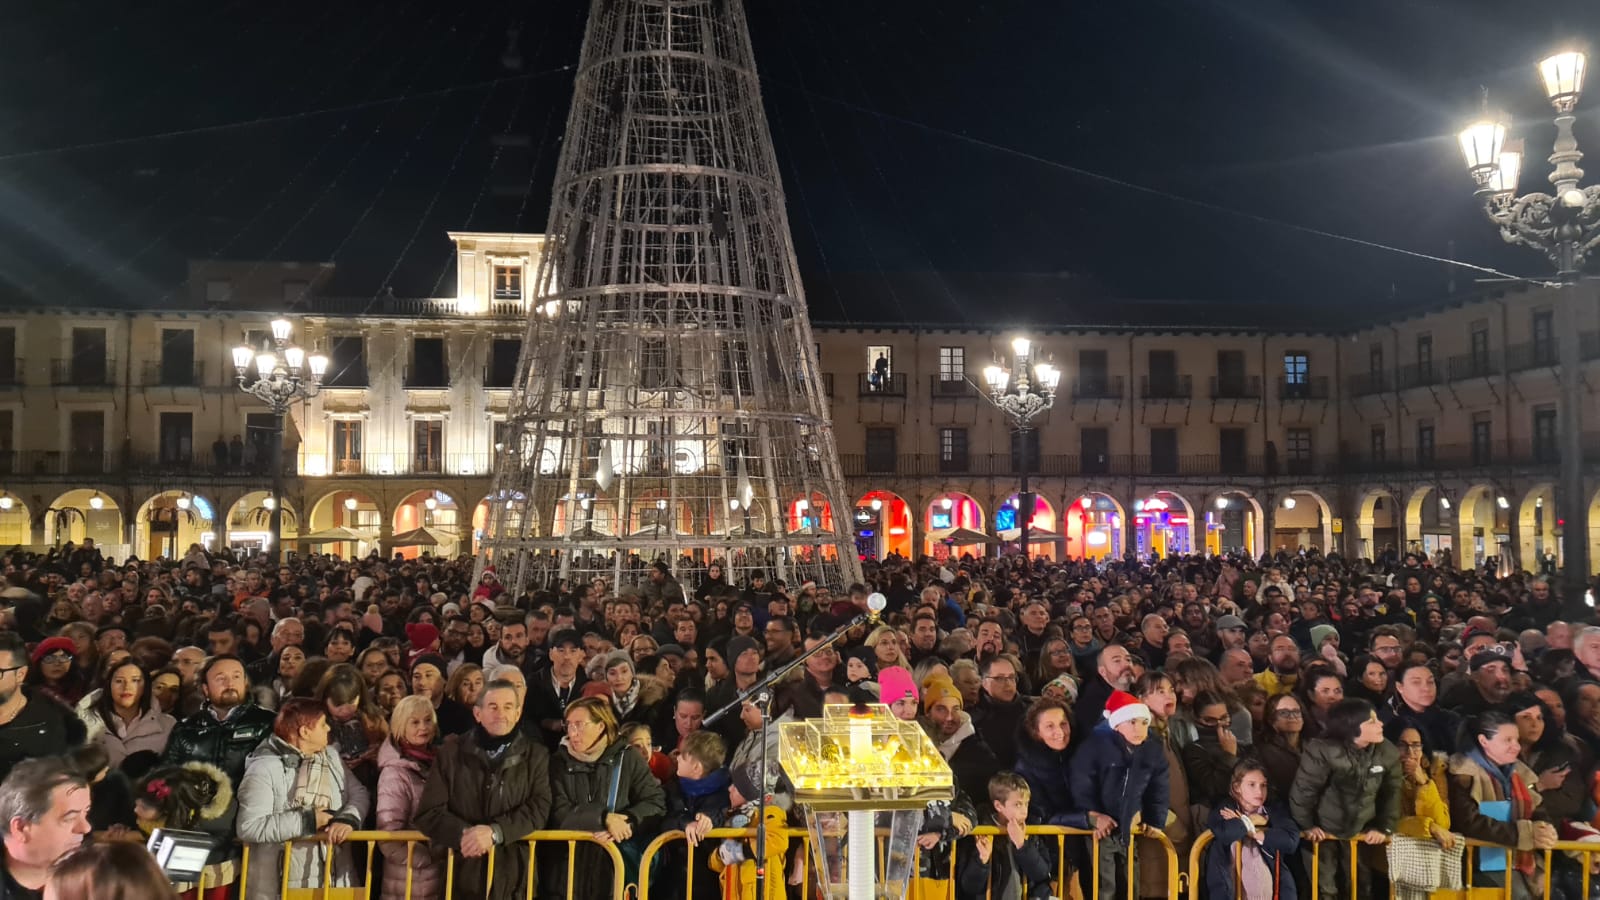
[956,772,1055,900]
[413,678,551,900]
[1447,710,1558,895]
[375,694,442,900]
[0,756,92,900]
[1068,690,1168,900]
[1203,759,1300,900]
[1288,698,1401,900]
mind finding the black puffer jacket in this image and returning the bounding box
[1289,736,1401,838]
[160,702,277,787]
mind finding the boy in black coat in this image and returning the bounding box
[659,730,730,900]
[1067,690,1169,900]
[956,772,1054,900]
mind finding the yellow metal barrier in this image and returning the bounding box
[234,829,627,900]
[1187,828,1600,900]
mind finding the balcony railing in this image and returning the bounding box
[1277,376,1330,400]
[51,358,114,387]
[142,361,205,387]
[1347,371,1389,396]
[857,372,907,397]
[1394,361,1441,391]
[1140,375,1192,400]
[1506,340,1558,373]
[1447,352,1499,381]
[1210,376,1262,400]
[929,375,977,398]
[1071,375,1122,400]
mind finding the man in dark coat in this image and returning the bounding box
[0,635,84,787]
[522,629,587,749]
[415,680,552,900]
[1071,643,1135,748]
[922,679,1000,806]
[970,655,1029,769]
[1379,660,1461,753]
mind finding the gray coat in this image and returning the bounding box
[236,736,371,900]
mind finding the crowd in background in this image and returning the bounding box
[0,537,1593,900]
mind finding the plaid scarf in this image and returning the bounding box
[289,750,337,812]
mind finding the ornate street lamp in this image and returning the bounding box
[232,319,327,564]
[1459,47,1600,607]
[981,337,1060,558]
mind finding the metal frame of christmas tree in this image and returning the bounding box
[477,0,861,594]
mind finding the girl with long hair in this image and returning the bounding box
[84,660,174,771]
[1204,760,1300,900]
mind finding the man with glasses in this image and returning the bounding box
[0,634,82,785]
[1368,626,1405,672]
[972,654,1028,768]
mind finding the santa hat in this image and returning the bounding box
[1103,690,1151,730]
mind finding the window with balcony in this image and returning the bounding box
[1079,349,1109,395]
[938,427,968,473]
[1370,426,1386,464]
[332,420,363,474]
[326,336,368,387]
[493,265,523,300]
[1150,428,1178,475]
[1009,430,1040,474]
[414,420,443,474]
[408,337,447,388]
[69,328,108,385]
[1285,428,1313,474]
[1219,427,1248,474]
[159,413,193,466]
[1147,350,1180,397]
[1470,322,1491,370]
[1081,427,1109,474]
[1471,417,1493,466]
[938,346,964,382]
[488,338,521,388]
[1283,351,1309,397]
[1216,350,1247,396]
[1533,407,1558,463]
[160,329,196,385]
[69,410,105,474]
[1416,334,1433,371]
[864,428,896,473]
[1416,422,1435,467]
[1369,343,1384,376]
[0,327,17,386]
[1533,310,1556,365]
[866,345,893,392]
[246,413,276,473]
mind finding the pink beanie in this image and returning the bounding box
[878,666,918,705]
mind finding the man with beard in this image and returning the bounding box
[971,655,1029,768]
[0,634,83,786]
[972,619,1007,662]
[907,611,943,666]
[482,617,529,671]
[1254,635,1301,696]
[160,654,276,884]
[1440,643,1515,717]
[415,681,552,900]
[922,679,999,806]
[1380,660,1460,752]
[1073,643,1135,747]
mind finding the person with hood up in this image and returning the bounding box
[1068,689,1169,900]
[235,697,370,900]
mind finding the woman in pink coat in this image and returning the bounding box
[376,694,443,900]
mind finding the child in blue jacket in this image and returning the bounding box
[1067,690,1170,900]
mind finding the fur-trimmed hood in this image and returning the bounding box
[181,760,234,821]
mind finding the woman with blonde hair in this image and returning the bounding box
[865,625,909,670]
[376,694,442,900]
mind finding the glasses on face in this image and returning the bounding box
[41,652,71,664]
[0,665,24,679]
[1198,714,1232,727]
[1072,623,1092,631]
[1050,647,1072,656]
[1274,709,1304,719]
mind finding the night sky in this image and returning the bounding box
[1,0,1597,326]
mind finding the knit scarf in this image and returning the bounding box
[680,768,732,802]
[474,725,518,761]
[1467,748,1536,875]
[398,740,435,768]
[289,750,337,812]
[613,680,641,716]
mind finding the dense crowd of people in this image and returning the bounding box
[0,536,1592,899]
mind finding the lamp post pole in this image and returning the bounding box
[231,319,327,565]
[1459,49,1600,611]
[981,337,1059,561]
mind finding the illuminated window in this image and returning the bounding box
[493,265,523,300]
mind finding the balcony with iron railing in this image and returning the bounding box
[1446,352,1499,381]
[929,375,977,398]
[1209,375,1262,400]
[51,358,115,387]
[1394,361,1441,391]
[1346,371,1390,396]
[1071,375,1123,400]
[1506,340,1559,373]
[142,360,205,387]
[1139,375,1192,400]
[1277,375,1330,400]
[857,372,907,397]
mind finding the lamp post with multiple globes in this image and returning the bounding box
[1458,48,1600,606]
[231,319,327,564]
[981,338,1060,558]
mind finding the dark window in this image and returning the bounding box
[1470,324,1491,367]
[1533,408,1558,463]
[1219,428,1248,474]
[1079,349,1108,392]
[1081,427,1109,475]
[641,339,671,389]
[246,413,276,474]
[0,327,14,385]
[333,420,363,474]
[1009,430,1040,474]
[488,339,521,388]
[1416,334,1433,371]
[409,337,447,387]
[864,428,896,474]
[1533,310,1556,364]
[1150,428,1178,475]
[414,420,443,473]
[0,409,12,473]
[69,410,105,474]
[1471,419,1493,466]
[160,329,196,385]
[493,265,523,300]
[1285,428,1313,474]
[938,428,968,473]
[1417,422,1435,466]
[1369,344,1384,377]
[1370,427,1386,463]
[71,328,107,384]
[327,337,367,387]
[1148,350,1178,396]
[159,413,193,465]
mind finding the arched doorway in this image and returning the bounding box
[924,492,987,559]
[785,493,839,564]
[0,492,30,547]
[1133,491,1196,558]
[393,490,463,559]
[1354,489,1400,559]
[1406,486,1455,559]
[133,491,217,560]
[855,490,912,560]
[1271,490,1333,552]
[997,492,1060,560]
[41,490,122,554]
[1065,494,1124,561]
[1457,485,1511,568]
[307,490,381,558]
[224,491,301,556]
[1518,484,1557,572]
[1205,491,1264,557]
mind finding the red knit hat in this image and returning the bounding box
[405,622,440,653]
[30,636,75,665]
[1103,690,1151,730]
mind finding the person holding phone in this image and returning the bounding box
[1509,692,1590,824]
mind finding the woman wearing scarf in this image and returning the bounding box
[599,650,670,727]
[550,696,665,900]
[1204,760,1300,900]
[1447,710,1558,898]
[235,697,370,900]
[376,695,442,900]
